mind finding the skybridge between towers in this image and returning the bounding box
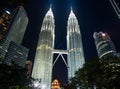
[52,49,68,68]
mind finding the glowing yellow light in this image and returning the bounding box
[51,79,60,89]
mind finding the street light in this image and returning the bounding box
[41,84,47,89]
[29,79,47,89]
[33,80,40,88]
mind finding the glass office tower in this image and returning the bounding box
[93,32,117,59]
[4,41,29,68]
[67,9,85,79]
[32,7,55,89]
[6,6,28,44]
[0,6,29,62]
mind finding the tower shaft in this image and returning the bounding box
[67,10,85,79]
[32,8,55,89]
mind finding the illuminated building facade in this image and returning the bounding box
[32,7,85,89]
[0,10,10,41]
[109,0,120,19]
[4,41,29,68]
[32,7,55,89]
[93,32,117,59]
[6,6,28,44]
[0,6,29,62]
[67,9,85,79]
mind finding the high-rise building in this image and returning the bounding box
[109,0,120,19]
[32,7,55,89]
[0,6,29,62]
[67,9,85,79]
[93,32,117,59]
[0,10,11,41]
[32,7,85,89]
[6,6,28,44]
[3,41,29,68]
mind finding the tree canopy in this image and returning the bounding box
[64,57,120,89]
[0,64,29,89]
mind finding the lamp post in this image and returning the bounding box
[29,79,47,89]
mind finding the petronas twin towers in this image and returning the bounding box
[32,7,85,89]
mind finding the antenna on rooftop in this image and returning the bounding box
[50,3,52,8]
[71,6,73,10]
[50,0,53,8]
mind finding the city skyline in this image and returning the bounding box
[22,0,120,60]
[0,0,120,85]
[0,0,119,60]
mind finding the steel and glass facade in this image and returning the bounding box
[4,41,29,68]
[67,9,85,79]
[32,8,55,89]
[32,8,85,88]
[93,32,117,59]
[6,6,28,44]
[0,11,11,62]
[0,6,28,62]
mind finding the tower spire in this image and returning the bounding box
[50,4,52,8]
[46,5,53,17]
[69,7,76,19]
[71,6,73,11]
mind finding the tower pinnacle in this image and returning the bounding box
[46,7,53,17]
[69,8,76,19]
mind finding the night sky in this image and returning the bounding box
[0,0,120,85]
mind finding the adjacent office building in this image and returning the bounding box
[4,41,29,68]
[0,10,11,41]
[93,32,117,59]
[0,6,29,62]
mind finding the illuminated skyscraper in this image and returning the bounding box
[32,7,55,89]
[109,0,120,19]
[67,9,85,79]
[5,6,28,44]
[0,6,29,61]
[32,7,85,88]
[93,32,117,59]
